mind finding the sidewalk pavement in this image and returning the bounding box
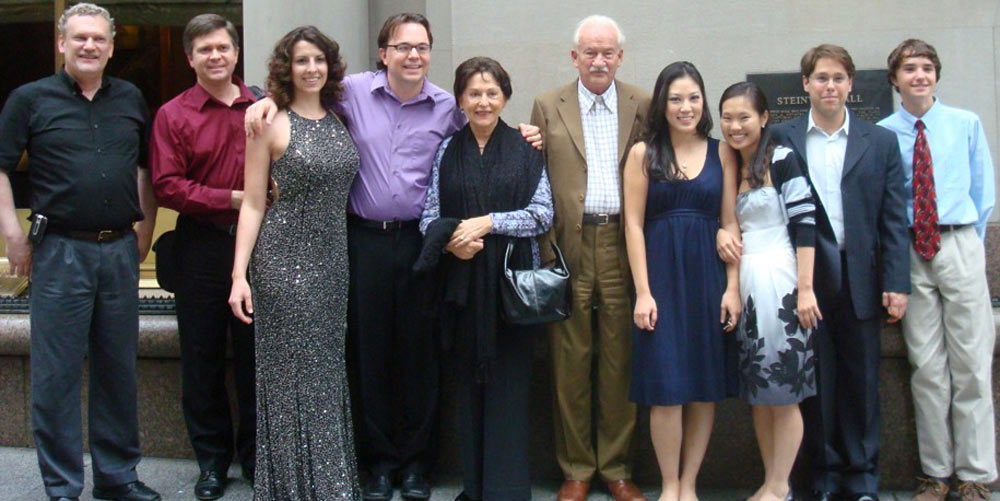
[0,446,977,501]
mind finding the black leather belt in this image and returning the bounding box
[180,216,237,236]
[207,222,237,236]
[347,213,418,231]
[582,213,621,225]
[50,227,132,242]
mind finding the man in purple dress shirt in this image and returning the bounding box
[246,13,540,500]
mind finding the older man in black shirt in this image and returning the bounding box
[0,3,159,501]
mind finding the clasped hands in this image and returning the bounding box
[716,227,908,325]
[445,215,493,260]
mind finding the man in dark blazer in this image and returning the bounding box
[771,44,911,501]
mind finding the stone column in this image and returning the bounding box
[242,0,369,87]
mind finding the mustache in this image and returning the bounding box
[588,65,610,74]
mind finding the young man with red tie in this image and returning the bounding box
[878,39,996,501]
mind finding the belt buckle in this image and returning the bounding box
[97,230,115,241]
[381,221,392,230]
[595,213,610,225]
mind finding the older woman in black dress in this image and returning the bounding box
[419,56,553,501]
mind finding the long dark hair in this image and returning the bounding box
[718,81,774,189]
[643,61,712,181]
[266,26,346,111]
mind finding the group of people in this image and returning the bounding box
[0,4,995,501]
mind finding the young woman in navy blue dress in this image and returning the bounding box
[623,62,740,501]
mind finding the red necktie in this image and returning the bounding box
[912,119,940,260]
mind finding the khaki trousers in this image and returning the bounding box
[550,222,636,482]
[902,225,997,482]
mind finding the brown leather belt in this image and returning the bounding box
[50,227,132,242]
[582,213,621,225]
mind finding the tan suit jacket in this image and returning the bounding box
[530,79,651,280]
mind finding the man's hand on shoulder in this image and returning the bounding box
[245,97,278,138]
[517,123,543,150]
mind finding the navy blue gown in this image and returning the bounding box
[629,138,732,406]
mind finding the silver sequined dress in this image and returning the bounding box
[250,109,360,500]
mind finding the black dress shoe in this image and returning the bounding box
[811,491,839,501]
[241,462,255,484]
[362,473,393,501]
[400,472,431,500]
[92,480,162,501]
[194,471,226,500]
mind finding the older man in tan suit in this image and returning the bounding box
[530,15,650,501]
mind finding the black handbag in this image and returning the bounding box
[152,230,179,293]
[501,240,571,325]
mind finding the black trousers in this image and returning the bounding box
[457,323,535,501]
[30,232,141,498]
[174,216,256,474]
[802,255,881,495]
[347,220,439,476]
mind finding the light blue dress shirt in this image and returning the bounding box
[878,99,995,239]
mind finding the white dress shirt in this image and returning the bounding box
[578,80,621,214]
[805,110,850,250]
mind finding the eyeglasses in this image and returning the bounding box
[384,43,432,55]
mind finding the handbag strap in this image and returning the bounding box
[504,240,516,278]
[548,241,570,277]
[505,239,571,278]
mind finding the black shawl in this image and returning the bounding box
[438,119,544,381]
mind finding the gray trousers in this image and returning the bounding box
[30,232,141,498]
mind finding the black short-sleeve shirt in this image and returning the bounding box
[0,70,150,230]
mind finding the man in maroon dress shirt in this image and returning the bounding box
[148,14,257,500]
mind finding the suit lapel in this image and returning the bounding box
[555,82,587,163]
[787,116,809,174]
[616,81,638,161]
[842,113,870,179]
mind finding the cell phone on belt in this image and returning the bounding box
[28,213,47,245]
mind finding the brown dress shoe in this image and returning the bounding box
[607,479,646,501]
[557,480,590,501]
[912,476,949,501]
[956,481,989,501]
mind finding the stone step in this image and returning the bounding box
[1,446,943,501]
[1,312,998,491]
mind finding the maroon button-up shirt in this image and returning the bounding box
[150,78,256,225]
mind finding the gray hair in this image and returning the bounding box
[573,15,624,48]
[58,3,116,39]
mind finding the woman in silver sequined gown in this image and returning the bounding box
[229,27,360,500]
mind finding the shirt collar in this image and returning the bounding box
[896,97,940,130]
[188,76,255,110]
[807,108,850,138]
[59,68,111,95]
[370,69,435,105]
[577,79,617,115]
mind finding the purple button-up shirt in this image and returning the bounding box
[339,71,465,221]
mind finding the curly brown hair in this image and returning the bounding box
[266,26,346,110]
